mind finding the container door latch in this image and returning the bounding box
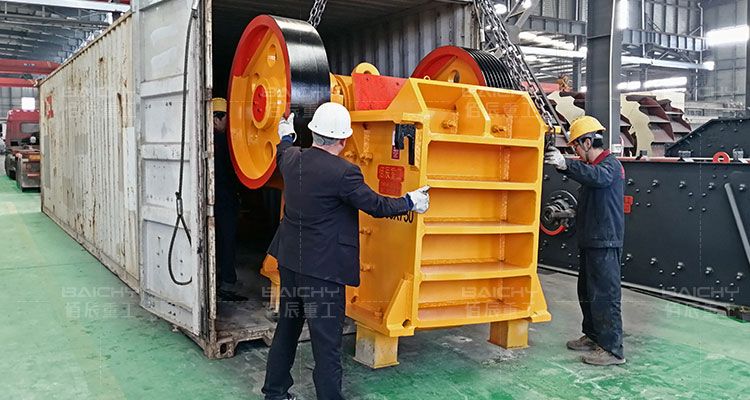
[394,124,416,165]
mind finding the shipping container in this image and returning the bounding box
[40,15,138,289]
[40,0,481,358]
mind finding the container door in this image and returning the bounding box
[132,0,206,335]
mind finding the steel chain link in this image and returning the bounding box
[474,0,563,135]
[307,0,328,28]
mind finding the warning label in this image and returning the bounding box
[377,164,405,196]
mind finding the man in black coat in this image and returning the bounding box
[545,115,626,366]
[262,102,430,400]
[212,97,245,301]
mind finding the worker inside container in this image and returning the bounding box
[543,115,627,366]
[212,97,246,301]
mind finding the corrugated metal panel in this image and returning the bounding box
[701,0,747,103]
[214,0,451,33]
[541,0,556,18]
[132,0,206,334]
[39,14,138,290]
[558,0,576,20]
[324,2,479,78]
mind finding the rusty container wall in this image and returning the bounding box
[39,15,138,291]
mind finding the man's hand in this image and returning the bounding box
[544,147,567,170]
[406,185,430,214]
[278,112,296,142]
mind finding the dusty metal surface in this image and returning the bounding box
[39,15,138,291]
[132,0,207,337]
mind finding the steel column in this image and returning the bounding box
[572,59,582,91]
[746,0,750,113]
[585,0,621,149]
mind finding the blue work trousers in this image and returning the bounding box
[578,247,624,359]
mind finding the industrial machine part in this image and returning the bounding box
[666,117,750,159]
[4,109,40,189]
[230,15,551,368]
[12,148,41,190]
[539,152,750,309]
[547,91,692,156]
[412,46,519,90]
[540,190,577,236]
[227,15,330,189]
[4,109,39,147]
[472,0,565,140]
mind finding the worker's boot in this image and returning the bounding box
[582,346,626,366]
[566,335,597,351]
[218,280,248,301]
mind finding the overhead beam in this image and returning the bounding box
[515,0,542,27]
[0,59,60,74]
[0,40,72,53]
[0,36,76,50]
[520,46,713,70]
[0,13,109,28]
[522,15,587,36]
[0,77,37,87]
[0,28,81,48]
[2,0,129,13]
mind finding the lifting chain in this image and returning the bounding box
[307,0,328,28]
[473,0,566,140]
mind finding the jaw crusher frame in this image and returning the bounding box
[229,15,551,368]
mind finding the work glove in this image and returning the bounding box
[278,112,296,142]
[406,185,430,214]
[544,147,567,170]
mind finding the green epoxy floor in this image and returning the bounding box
[2,162,749,399]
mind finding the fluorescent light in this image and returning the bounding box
[21,97,35,110]
[703,61,715,70]
[520,46,586,59]
[536,36,555,45]
[706,25,750,47]
[617,0,629,30]
[494,3,507,14]
[617,81,641,91]
[525,55,538,62]
[522,0,533,9]
[649,87,687,93]
[643,76,688,89]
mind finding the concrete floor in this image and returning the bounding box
[1,170,749,400]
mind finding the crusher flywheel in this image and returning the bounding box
[411,46,520,90]
[228,15,331,189]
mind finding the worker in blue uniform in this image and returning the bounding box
[544,115,626,366]
[262,102,430,400]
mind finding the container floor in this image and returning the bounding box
[1,165,749,399]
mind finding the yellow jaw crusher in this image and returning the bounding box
[228,15,551,369]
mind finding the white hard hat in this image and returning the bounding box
[307,102,353,139]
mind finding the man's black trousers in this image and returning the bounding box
[262,266,346,400]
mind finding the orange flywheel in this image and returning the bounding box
[412,46,519,90]
[228,15,330,189]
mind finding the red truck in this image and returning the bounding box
[3,109,41,190]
